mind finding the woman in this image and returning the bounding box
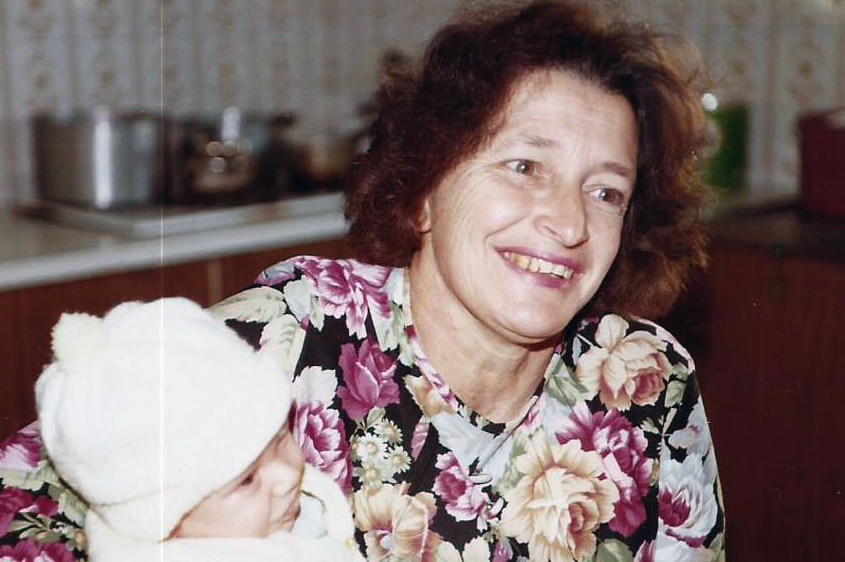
[0,1,724,560]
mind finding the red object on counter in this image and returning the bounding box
[798,109,845,220]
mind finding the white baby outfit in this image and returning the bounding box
[35,297,363,562]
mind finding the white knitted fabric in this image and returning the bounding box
[36,297,292,543]
[84,466,365,562]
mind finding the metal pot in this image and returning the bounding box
[280,121,370,191]
[31,108,166,209]
[167,109,294,205]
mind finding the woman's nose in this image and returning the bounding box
[534,188,589,247]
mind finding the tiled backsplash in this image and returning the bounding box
[1,0,843,204]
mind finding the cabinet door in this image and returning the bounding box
[690,242,845,562]
[8,261,212,435]
[0,292,22,440]
[218,237,348,298]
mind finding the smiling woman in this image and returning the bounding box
[411,70,638,400]
[0,1,723,561]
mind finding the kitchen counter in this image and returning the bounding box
[707,207,845,264]
[0,192,347,291]
[0,187,802,293]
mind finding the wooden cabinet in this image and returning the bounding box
[0,237,348,441]
[667,239,845,562]
[0,292,21,440]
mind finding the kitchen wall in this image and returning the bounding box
[0,0,843,205]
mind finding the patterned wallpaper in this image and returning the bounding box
[0,0,843,204]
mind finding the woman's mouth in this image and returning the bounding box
[501,251,576,280]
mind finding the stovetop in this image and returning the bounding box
[19,191,344,239]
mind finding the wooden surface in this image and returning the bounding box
[0,292,21,441]
[0,237,348,440]
[667,239,845,562]
[1,261,212,439]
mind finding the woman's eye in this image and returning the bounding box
[505,159,538,176]
[588,187,628,214]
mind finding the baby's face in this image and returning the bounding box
[175,427,305,538]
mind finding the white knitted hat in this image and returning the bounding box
[36,297,292,542]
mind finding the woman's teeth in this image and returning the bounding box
[504,252,574,280]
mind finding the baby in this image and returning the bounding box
[35,297,363,562]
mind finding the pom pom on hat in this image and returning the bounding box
[50,311,111,375]
[36,297,292,543]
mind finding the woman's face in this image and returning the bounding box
[174,427,305,539]
[414,70,637,345]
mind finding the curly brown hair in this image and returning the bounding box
[345,0,713,319]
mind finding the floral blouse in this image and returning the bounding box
[0,256,724,562]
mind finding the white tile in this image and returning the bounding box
[161,38,197,114]
[71,0,134,38]
[0,2,12,122]
[4,0,69,40]
[193,8,253,110]
[766,6,841,190]
[72,33,139,108]
[2,0,840,204]
[134,32,164,112]
[648,0,710,52]
[6,36,74,118]
[5,0,73,117]
[161,0,196,114]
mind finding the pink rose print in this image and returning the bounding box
[0,489,60,536]
[298,257,393,339]
[410,420,429,461]
[658,455,719,548]
[338,340,400,420]
[433,452,492,530]
[634,540,655,562]
[0,489,34,536]
[556,403,652,537]
[492,540,515,562]
[254,258,298,285]
[293,401,352,494]
[0,539,76,562]
[29,497,59,518]
[0,424,42,471]
[576,315,668,411]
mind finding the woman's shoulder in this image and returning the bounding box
[552,312,698,418]
[0,422,88,558]
[569,312,694,366]
[211,255,404,344]
[253,256,398,294]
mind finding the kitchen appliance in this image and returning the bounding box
[167,109,294,205]
[31,108,166,210]
[798,108,845,220]
[23,190,344,239]
[701,99,748,193]
[281,123,369,191]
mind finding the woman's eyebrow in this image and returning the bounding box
[507,134,635,178]
[593,161,636,180]
[522,133,557,148]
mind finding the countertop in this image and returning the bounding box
[707,207,845,263]
[0,192,347,291]
[0,187,817,292]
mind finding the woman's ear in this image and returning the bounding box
[418,198,432,234]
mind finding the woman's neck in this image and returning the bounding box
[406,264,556,424]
